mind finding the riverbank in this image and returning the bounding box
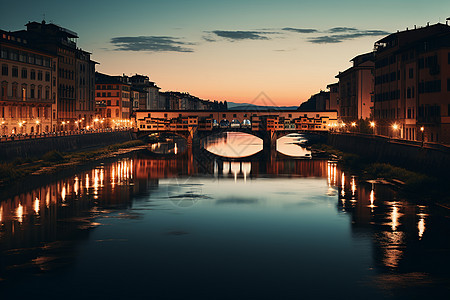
[311,143,449,204]
[0,140,146,187]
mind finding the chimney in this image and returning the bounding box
[427,22,430,26]
[414,25,416,29]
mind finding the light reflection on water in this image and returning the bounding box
[204,132,263,158]
[204,131,312,158]
[0,152,449,299]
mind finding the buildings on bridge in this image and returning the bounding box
[135,110,338,133]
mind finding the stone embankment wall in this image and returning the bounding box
[0,131,134,161]
[328,133,450,175]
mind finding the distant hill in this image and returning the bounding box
[227,102,298,111]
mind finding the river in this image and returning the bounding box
[0,132,449,299]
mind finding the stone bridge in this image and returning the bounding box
[135,127,327,156]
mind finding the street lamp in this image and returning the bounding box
[370,121,375,135]
[392,123,399,139]
[420,126,424,146]
[351,122,356,133]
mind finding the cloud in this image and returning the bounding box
[110,36,195,52]
[211,30,271,41]
[308,29,391,44]
[282,27,318,33]
[328,27,358,33]
[202,35,217,42]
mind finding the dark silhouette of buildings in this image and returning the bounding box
[373,23,450,142]
[336,52,374,122]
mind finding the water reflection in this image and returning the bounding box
[0,151,448,299]
[204,132,263,158]
[277,134,312,158]
[204,132,312,159]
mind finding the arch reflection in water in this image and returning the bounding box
[204,132,263,158]
[276,134,312,158]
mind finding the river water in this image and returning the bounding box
[0,132,449,299]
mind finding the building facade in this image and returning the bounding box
[1,30,57,135]
[14,21,96,131]
[129,74,160,110]
[336,52,374,123]
[326,82,339,113]
[373,23,450,143]
[95,72,131,128]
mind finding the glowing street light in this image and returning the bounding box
[420,126,425,146]
[391,123,399,139]
[370,121,375,135]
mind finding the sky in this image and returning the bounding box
[1,0,449,106]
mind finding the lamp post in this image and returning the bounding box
[351,122,356,134]
[420,126,424,147]
[392,123,399,139]
[370,121,375,136]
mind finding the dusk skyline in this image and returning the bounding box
[1,0,449,105]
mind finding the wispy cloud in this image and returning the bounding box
[328,27,358,33]
[210,30,272,41]
[282,27,318,33]
[110,36,195,52]
[308,29,391,44]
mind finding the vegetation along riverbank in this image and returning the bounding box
[311,143,450,205]
[0,140,145,187]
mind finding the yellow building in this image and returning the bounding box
[1,30,57,135]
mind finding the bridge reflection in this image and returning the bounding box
[0,154,448,295]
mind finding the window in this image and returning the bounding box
[107,100,111,106]
[30,69,36,80]
[12,84,17,98]
[21,68,27,79]
[45,72,50,82]
[115,109,119,117]
[96,92,100,97]
[409,68,413,79]
[107,92,111,97]
[1,64,7,76]
[37,71,42,81]
[1,83,7,98]
[12,67,18,77]
[30,86,35,99]
[448,78,450,92]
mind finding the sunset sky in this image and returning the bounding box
[1,0,449,105]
